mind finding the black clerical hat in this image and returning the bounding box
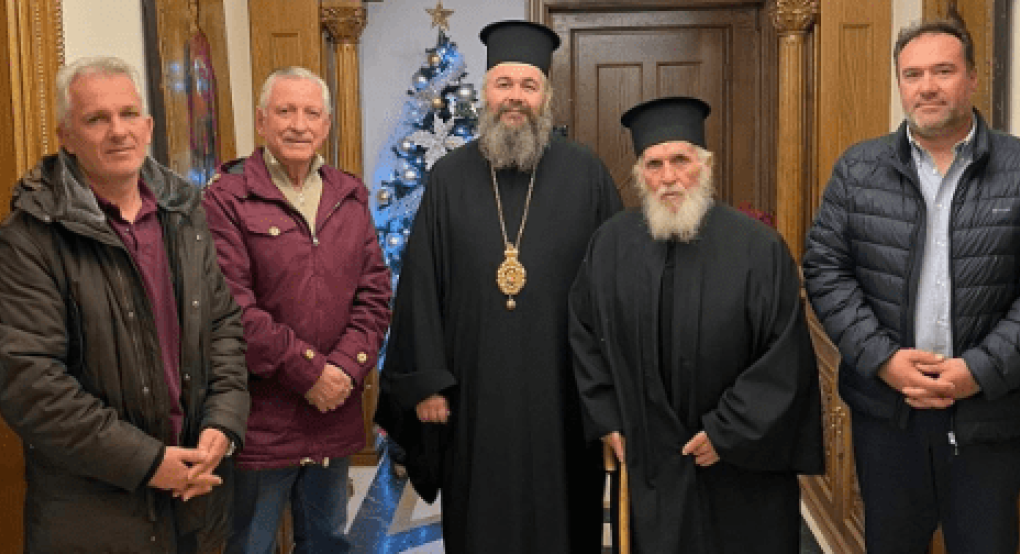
[480,20,561,75]
[621,97,712,155]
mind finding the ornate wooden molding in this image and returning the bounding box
[770,0,819,35]
[321,5,367,44]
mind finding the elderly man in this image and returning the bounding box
[569,97,823,553]
[804,19,1020,553]
[376,20,622,554]
[202,67,391,553]
[0,56,249,552]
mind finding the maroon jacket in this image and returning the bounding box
[202,149,391,469]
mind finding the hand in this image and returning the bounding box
[682,431,719,467]
[178,428,231,501]
[305,364,354,413]
[416,395,450,424]
[878,349,956,409]
[909,357,981,407]
[149,446,221,494]
[602,431,625,464]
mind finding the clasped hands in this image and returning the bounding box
[878,348,981,409]
[603,429,719,467]
[148,427,230,501]
[305,363,354,413]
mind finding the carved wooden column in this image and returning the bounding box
[321,1,367,177]
[771,0,818,261]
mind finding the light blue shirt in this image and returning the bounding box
[910,118,976,357]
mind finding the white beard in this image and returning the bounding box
[640,167,715,242]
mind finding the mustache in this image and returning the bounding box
[496,100,536,118]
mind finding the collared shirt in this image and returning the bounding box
[94,181,183,444]
[263,148,325,230]
[910,118,976,357]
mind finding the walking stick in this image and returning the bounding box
[604,442,631,554]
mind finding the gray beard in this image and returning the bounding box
[477,104,553,171]
[639,169,715,242]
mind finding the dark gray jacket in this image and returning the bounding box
[0,151,249,552]
[804,112,1020,445]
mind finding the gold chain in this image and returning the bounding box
[491,166,536,310]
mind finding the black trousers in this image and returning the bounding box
[851,409,1020,554]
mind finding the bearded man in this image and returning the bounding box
[569,97,824,553]
[376,19,622,554]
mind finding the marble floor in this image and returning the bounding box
[344,443,825,553]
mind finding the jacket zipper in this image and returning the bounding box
[309,200,345,246]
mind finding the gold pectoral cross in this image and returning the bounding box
[496,246,527,310]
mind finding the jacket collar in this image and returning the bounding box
[889,109,991,175]
[13,149,198,221]
[239,147,362,210]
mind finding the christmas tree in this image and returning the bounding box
[370,18,480,295]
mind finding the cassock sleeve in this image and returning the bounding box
[701,238,824,474]
[569,236,623,443]
[375,168,458,504]
[378,169,457,412]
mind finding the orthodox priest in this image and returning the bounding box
[569,97,824,553]
[376,20,622,554]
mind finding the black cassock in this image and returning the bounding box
[376,137,622,554]
[569,205,824,554]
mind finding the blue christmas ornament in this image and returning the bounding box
[386,233,405,249]
[397,138,414,157]
[412,71,429,90]
[402,166,421,184]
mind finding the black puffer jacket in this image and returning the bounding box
[0,151,249,552]
[804,112,1020,445]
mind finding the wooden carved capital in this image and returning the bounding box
[769,0,819,35]
[321,6,367,44]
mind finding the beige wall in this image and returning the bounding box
[62,0,148,111]
[224,0,254,156]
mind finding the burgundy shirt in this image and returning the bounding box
[94,181,183,444]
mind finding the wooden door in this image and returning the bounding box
[538,1,776,213]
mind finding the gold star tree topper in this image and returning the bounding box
[426,1,454,32]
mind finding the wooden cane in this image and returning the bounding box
[603,442,631,554]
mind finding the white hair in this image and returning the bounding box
[56,56,146,126]
[258,67,332,114]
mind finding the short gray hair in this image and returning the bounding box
[258,67,332,114]
[56,56,146,126]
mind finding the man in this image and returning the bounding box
[376,20,622,554]
[569,97,823,553]
[202,67,391,554]
[0,56,249,552]
[804,20,1020,553]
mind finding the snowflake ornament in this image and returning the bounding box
[407,116,467,169]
